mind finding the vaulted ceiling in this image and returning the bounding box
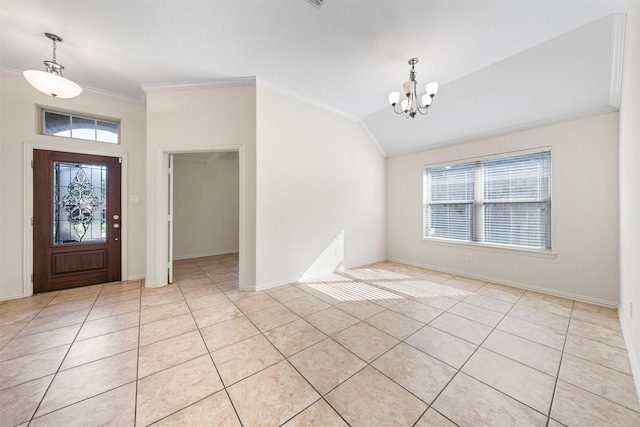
[0,0,627,157]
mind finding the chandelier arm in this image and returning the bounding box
[419,96,435,115]
[391,104,405,115]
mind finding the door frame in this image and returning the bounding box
[23,143,129,297]
[152,145,244,289]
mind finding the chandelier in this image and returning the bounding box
[23,33,82,98]
[388,58,438,118]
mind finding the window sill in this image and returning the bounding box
[421,238,557,259]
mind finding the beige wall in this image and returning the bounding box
[255,87,386,288]
[618,0,640,400]
[173,154,239,259]
[145,86,257,289]
[0,74,147,300]
[387,112,619,305]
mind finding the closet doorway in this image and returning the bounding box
[168,151,240,284]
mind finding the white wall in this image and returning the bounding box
[255,87,386,288]
[387,112,619,305]
[0,74,147,300]
[145,85,256,289]
[618,0,640,401]
[173,153,239,259]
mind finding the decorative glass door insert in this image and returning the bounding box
[53,162,107,244]
[34,150,121,292]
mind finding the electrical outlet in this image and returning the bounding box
[466,253,472,261]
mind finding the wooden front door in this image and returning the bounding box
[33,150,122,292]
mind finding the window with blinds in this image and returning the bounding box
[424,150,551,250]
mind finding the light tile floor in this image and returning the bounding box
[1,254,639,426]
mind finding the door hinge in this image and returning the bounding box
[31,160,34,168]
[119,157,122,164]
[31,274,33,283]
[31,217,34,226]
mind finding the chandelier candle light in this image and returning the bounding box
[389,58,438,118]
[23,33,82,98]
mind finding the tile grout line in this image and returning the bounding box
[285,273,461,425]
[186,263,637,424]
[283,271,511,424]
[133,279,143,427]
[349,270,494,425]
[551,300,640,417]
[26,283,108,424]
[141,267,247,427]
[420,284,552,423]
[3,259,636,425]
[158,262,227,406]
[185,267,247,427]
[545,299,575,426]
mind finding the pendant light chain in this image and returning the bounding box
[52,37,57,64]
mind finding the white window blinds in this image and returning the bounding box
[425,150,551,250]
[426,163,475,241]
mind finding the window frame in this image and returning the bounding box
[423,147,553,254]
[40,107,121,144]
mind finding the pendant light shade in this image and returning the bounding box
[23,69,82,98]
[23,33,82,98]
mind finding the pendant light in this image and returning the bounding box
[23,33,82,98]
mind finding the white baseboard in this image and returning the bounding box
[619,308,640,407]
[127,274,145,281]
[252,257,388,292]
[255,276,300,292]
[1,292,27,302]
[239,283,257,292]
[144,282,169,288]
[173,249,239,260]
[345,257,388,270]
[386,257,618,308]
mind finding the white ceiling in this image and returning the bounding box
[0,0,628,156]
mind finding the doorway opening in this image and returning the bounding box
[169,152,240,284]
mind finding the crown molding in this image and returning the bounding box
[0,66,146,105]
[609,13,626,109]
[81,86,145,105]
[386,106,617,158]
[141,77,256,93]
[358,120,387,158]
[0,66,22,79]
[256,78,359,122]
